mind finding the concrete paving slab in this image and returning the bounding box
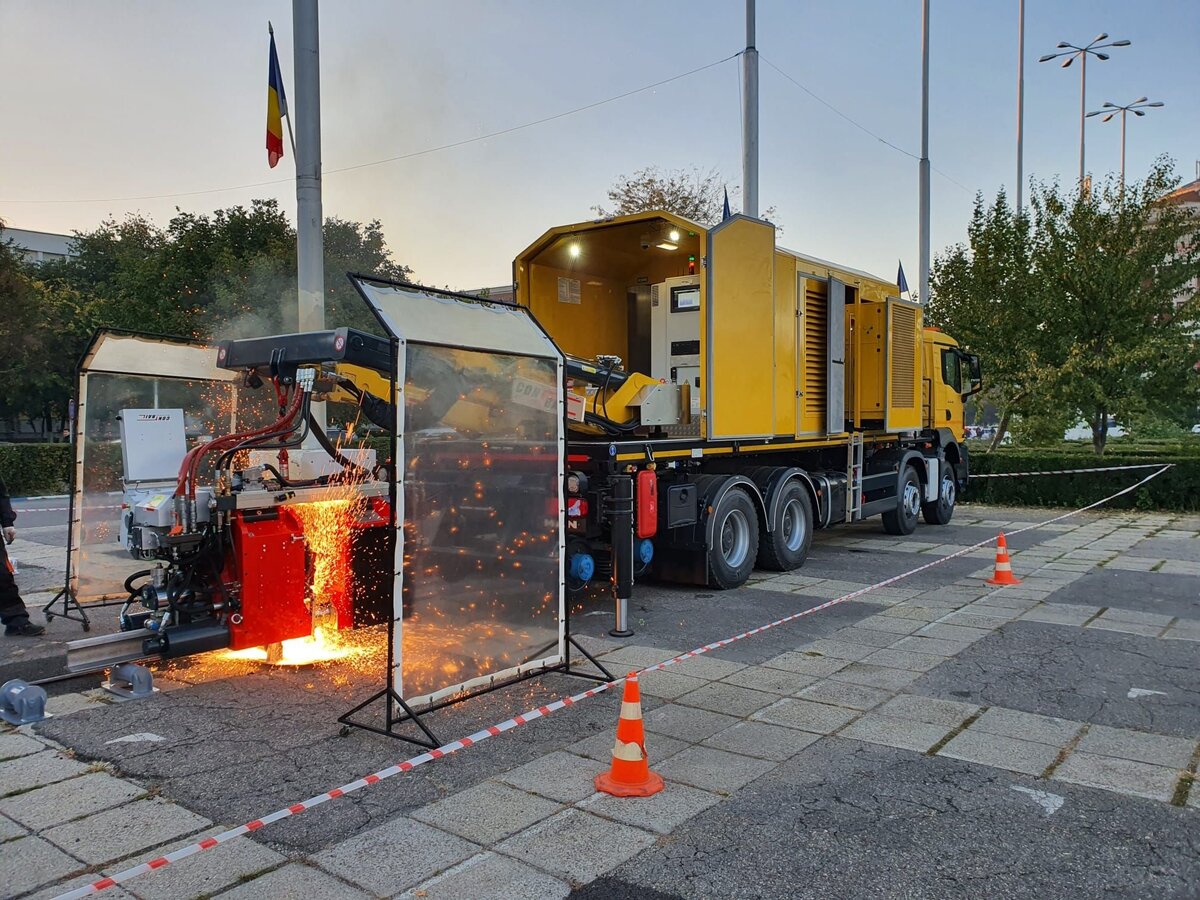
[219,863,368,900]
[796,679,893,711]
[915,622,993,642]
[24,874,135,900]
[0,751,89,798]
[581,781,721,834]
[793,638,877,662]
[1020,603,1099,626]
[827,627,898,649]
[668,654,747,681]
[1045,569,1200,620]
[1053,752,1181,803]
[751,698,859,735]
[852,615,925,635]
[119,826,286,900]
[42,797,211,866]
[938,729,1061,776]
[838,714,953,753]
[496,808,657,885]
[412,780,562,845]
[398,851,570,900]
[1163,621,1200,642]
[719,665,817,695]
[969,707,1084,747]
[314,816,479,895]
[568,728,688,765]
[702,721,821,761]
[1088,618,1165,638]
[0,771,145,830]
[0,811,26,842]
[0,731,47,761]
[1075,725,1197,769]
[890,635,973,657]
[0,834,85,898]
[597,645,686,670]
[642,704,740,742]
[635,669,708,700]
[1097,607,1175,627]
[655,745,777,794]
[861,648,948,672]
[827,663,923,692]
[874,694,979,728]
[760,651,850,677]
[674,682,777,717]
[497,750,605,804]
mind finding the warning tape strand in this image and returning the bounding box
[970,462,1169,479]
[53,464,1173,900]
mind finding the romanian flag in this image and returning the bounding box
[266,26,287,168]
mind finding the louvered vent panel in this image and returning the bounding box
[890,303,918,408]
[804,286,827,423]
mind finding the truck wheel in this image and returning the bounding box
[707,488,759,589]
[757,481,813,571]
[882,467,921,536]
[921,470,956,525]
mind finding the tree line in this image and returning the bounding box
[927,157,1200,455]
[0,199,411,437]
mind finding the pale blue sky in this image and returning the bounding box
[1,1,1196,290]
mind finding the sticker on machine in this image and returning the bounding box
[557,276,581,305]
[512,376,558,413]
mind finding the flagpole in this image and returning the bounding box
[269,22,298,160]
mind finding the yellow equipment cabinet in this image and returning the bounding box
[513,211,981,599]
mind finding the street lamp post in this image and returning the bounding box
[1086,97,1165,188]
[1039,33,1131,189]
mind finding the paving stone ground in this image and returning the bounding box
[3,504,1198,899]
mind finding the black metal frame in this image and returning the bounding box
[336,275,615,748]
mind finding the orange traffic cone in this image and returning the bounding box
[986,532,1022,585]
[594,672,665,798]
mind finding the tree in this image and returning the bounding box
[593,166,776,226]
[927,189,1054,450]
[1030,158,1200,454]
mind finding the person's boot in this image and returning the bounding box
[5,619,46,636]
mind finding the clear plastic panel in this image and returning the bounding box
[74,372,277,600]
[400,344,562,704]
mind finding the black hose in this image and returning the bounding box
[124,569,152,594]
[308,411,371,478]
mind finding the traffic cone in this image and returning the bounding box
[594,672,664,797]
[986,532,1022,585]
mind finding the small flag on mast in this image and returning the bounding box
[722,187,732,222]
[266,24,287,168]
[897,260,910,297]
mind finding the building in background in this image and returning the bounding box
[0,226,75,265]
[1164,165,1200,310]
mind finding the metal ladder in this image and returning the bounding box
[847,431,864,522]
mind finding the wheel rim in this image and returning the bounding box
[780,498,806,552]
[719,508,751,568]
[940,475,955,508]
[904,482,921,518]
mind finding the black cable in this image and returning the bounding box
[307,411,372,479]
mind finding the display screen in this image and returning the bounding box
[671,286,700,312]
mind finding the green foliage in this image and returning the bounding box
[593,167,777,226]
[3,202,413,435]
[967,448,1200,511]
[0,443,71,496]
[930,157,1200,456]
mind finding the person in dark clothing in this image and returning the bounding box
[0,475,46,636]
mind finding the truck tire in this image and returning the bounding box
[882,466,921,536]
[707,487,760,589]
[757,481,813,571]
[921,469,956,525]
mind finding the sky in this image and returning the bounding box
[1,0,1197,291]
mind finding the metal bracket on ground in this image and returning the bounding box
[103,663,157,699]
[0,679,50,725]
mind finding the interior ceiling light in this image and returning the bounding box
[668,229,680,242]
[568,243,581,259]
[655,240,679,251]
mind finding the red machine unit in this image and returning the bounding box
[226,511,311,650]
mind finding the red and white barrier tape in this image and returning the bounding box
[53,464,1173,900]
[971,462,1170,479]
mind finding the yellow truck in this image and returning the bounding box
[512,211,980,626]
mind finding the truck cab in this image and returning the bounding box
[923,328,982,440]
